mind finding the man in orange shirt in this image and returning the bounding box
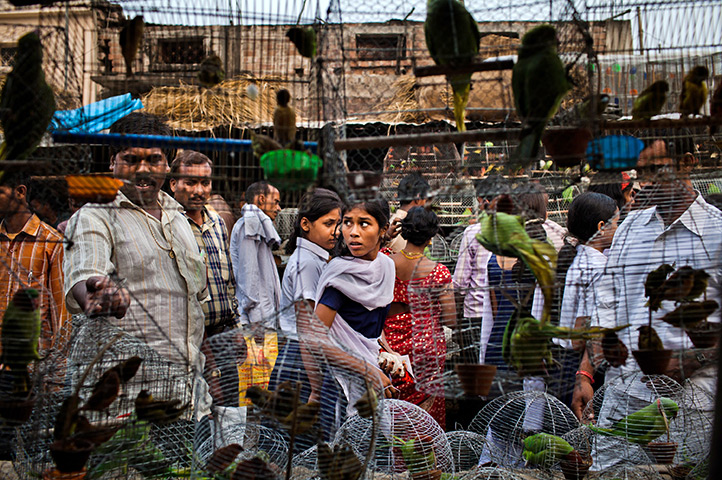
[0,171,68,354]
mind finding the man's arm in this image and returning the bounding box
[70,276,130,319]
[235,236,261,321]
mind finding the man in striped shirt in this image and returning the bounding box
[0,171,68,354]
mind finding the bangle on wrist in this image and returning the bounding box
[576,370,595,384]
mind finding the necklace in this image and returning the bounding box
[400,249,423,260]
[144,201,175,259]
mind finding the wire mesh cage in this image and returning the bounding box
[444,430,487,473]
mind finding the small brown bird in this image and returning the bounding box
[318,441,363,480]
[205,443,243,474]
[119,15,145,77]
[72,415,120,446]
[273,89,297,146]
[135,390,189,425]
[644,264,674,303]
[81,369,120,412]
[231,456,278,480]
[638,326,665,351]
[660,300,719,329]
[353,386,378,419]
[198,54,225,88]
[679,66,709,116]
[250,131,282,159]
[98,356,143,386]
[601,330,629,368]
[686,269,711,301]
[632,80,669,120]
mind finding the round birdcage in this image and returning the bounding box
[468,390,579,469]
[582,371,688,469]
[445,430,487,473]
[459,465,528,480]
[334,398,454,478]
[595,464,666,480]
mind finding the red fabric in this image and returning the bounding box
[384,263,451,428]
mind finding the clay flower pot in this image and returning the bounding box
[632,349,672,376]
[0,391,36,425]
[559,451,593,480]
[50,439,95,473]
[647,441,678,464]
[542,128,592,168]
[455,363,497,396]
[686,323,721,348]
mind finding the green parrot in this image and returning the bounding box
[476,211,557,324]
[522,432,574,469]
[393,435,436,474]
[631,80,669,120]
[0,32,56,161]
[0,288,42,392]
[679,66,709,117]
[286,26,317,59]
[424,0,481,133]
[587,397,679,445]
[511,25,570,170]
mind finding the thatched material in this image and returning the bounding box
[142,74,301,131]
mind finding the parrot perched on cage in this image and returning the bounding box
[286,26,317,59]
[511,24,570,171]
[679,66,709,116]
[135,390,189,425]
[198,54,225,88]
[587,397,679,445]
[424,0,481,133]
[273,89,297,146]
[711,82,722,136]
[0,32,56,162]
[632,80,669,120]
[637,325,665,351]
[119,15,145,77]
[0,288,42,392]
[476,211,557,323]
[522,433,574,469]
[660,300,719,330]
[393,435,437,474]
[318,441,364,480]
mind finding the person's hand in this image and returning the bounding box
[377,371,398,399]
[378,351,405,378]
[84,276,131,319]
[383,218,402,244]
[571,375,594,422]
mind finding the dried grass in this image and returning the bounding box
[142,74,299,131]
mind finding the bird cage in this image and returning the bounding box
[334,398,454,478]
[582,371,688,470]
[595,464,666,480]
[460,466,527,480]
[444,430,487,473]
[468,390,579,469]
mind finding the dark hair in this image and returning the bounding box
[397,173,430,205]
[0,171,30,190]
[276,89,291,107]
[474,174,505,202]
[286,188,343,253]
[27,178,68,216]
[336,198,390,257]
[401,206,439,247]
[170,150,213,176]
[109,112,173,162]
[566,192,617,243]
[512,182,547,220]
[588,172,633,210]
[246,181,273,204]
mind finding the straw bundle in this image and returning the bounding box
[372,75,431,124]
[142,74,298,131]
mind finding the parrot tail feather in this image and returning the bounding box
[451,84,470,133]
[587,425,614,436]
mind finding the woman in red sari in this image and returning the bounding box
[384,207,456,428]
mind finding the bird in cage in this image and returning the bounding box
[205,443,244,474]
[198,54,225,88]
[81,369,120,412]
[679,65,709,117]
[119,15,145,77]
[424,0,481,133]
[134,389,189,425]
[0,32,56,162]
[317,441,364,480]
[286,26,317,59]
[393,434,437,475]
[587,397,678,445]
[0,288,42,393]
[660,300,719,329]
[273,89,297,147]
[511,24,570,170]
[637,325,664,351]
[521,432,574,468]
[631,80,669,120]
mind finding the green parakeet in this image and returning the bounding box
[393,435,436,474]
[522,432,574,468]
[286,27,317,59]
[587,397,679,444]
[0,32,56,161]
[424,0,481,132]
[679,66,709,116]
[0,288,42,380]
[511,25,570,170]
[632,80,669,120]
[476,211,557,323]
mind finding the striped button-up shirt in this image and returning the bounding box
[187,207,238,328]
[63,191,207,369]
[453,222,491,318]
[0,214,69,353]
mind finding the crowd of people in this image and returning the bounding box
[0,112,719,468]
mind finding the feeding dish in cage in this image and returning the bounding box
[631,349,672,376]
[445,430,486,473]
[260,149,322,190]
[542,128,592,168]
[685,323,721,348]
[65,175,124,203]
[586,135,645,171]
[454,364,496,396]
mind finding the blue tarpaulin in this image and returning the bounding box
[50,94,143,134]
